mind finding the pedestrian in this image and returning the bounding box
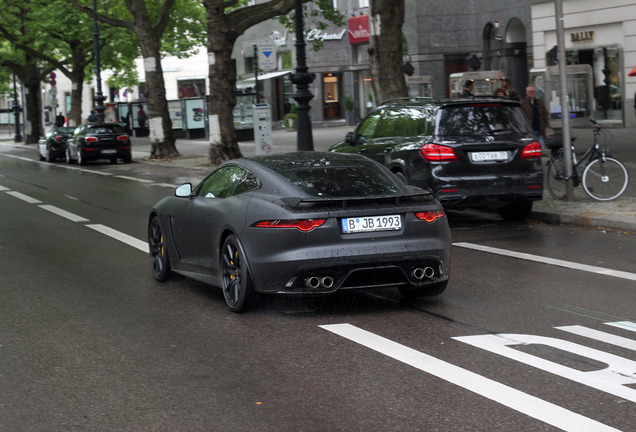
[87,110,98,123]
[137,105,148,128]
[494,87,506,98]
[55,112,65,127]
[462,79,475,97]
[520,85,550,147]
[500,76,520,101]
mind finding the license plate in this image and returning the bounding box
[470,151,508,161]
[342,215,401,234]
[101,149,117,154]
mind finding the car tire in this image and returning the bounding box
[393,170,408,184]
[46,147,55,163]
[38,148,45,161]
[399,280,448,298]
[77,149,86,166]
[148,215,171,282]
[221,234,257,313]
[123,153,132,164]
[65,148,74,164]
[497,198,533,221]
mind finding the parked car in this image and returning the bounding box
[148,152,451,312]
[329,97,543,221]
[66,123,132,165]
[37,126,76,162]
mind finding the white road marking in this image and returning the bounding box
[86,224,148,252]
[454,242,636,282]
[0,185,9,191]
[114,175,154,183]
[606,321,636,333]
[320,324,621,432]
[557,325,636,351]
[38,204,89,222]
[6,191,42,204]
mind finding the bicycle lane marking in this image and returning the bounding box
[453,242,636,282]
[320,323,622,432]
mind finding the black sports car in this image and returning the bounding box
[148,152,451,312]
[66,123,132,165]
[37,126,76,162]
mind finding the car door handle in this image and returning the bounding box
[383,146,392,153]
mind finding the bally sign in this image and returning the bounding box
[571,31,594,42]
[348,14,370,45]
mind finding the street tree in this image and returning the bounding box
[368,0,407,103]
[69,0,206,159]
[203,0,342,164]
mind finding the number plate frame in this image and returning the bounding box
[470,151,508,162]
[341,214,402,234]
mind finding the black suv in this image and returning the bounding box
[329,97,543,220]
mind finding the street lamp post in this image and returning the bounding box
[288,0,315,151]
[12,73,22,143]
[92,0,106,123]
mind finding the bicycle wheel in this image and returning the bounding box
[546,154,567,200]
[582,156,629,201]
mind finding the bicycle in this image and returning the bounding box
[545,119,629,201]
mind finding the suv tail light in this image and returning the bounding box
[85,136,99,143]
[117,135,129,141]
[521,142,542,159]
[252,219,326,232]
[420,143,458,161]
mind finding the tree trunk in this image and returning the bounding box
[22,64,43,143]
[68,65,86,127]
[206,14,242,164]
[369,0,407,103]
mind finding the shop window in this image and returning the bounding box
[323,74,342,119]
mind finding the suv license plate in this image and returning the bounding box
[470,151,508,161]
[342,215,401,234]
[101,149,117,154]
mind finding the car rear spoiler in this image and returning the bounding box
[280,190,433,209]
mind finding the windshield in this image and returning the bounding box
[436,103,531,136]
[279,165,401,198]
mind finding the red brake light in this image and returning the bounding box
[85,136,98,143]
[55,136,64,142]
[414,209,446,223]
[521,142,542,159]
[253,219,326,231]
[420,143,458,161]
[117,135,129,141]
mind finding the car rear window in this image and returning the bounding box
[87,125,125,134]
[436,103,531,136]
[280,165,401,198]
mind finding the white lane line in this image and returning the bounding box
[86,224,148,253]
[454,242,636,282]
[606,321,636,333]
[38,204,89,223]
[155,183,179,189]
[114,175,154,183]
[320,323,621,432]
[6,191,42,204]
[0,185,9,191]
[557,325,636,351]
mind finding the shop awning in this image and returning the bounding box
[241,70,291,83]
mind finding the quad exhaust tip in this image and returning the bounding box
[305,276,334,289]
[411,266,435,280]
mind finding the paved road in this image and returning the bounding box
[0,151,634,431]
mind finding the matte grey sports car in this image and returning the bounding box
[148,152,451,312]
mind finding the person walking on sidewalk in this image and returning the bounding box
[521,85,550,147]
[462,79,475,97]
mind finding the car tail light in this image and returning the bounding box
[117,135,129,141]
[420,143,458,161]
[85,136,99,143]
[253,219,327,231]
[55,136,64,142]
[521,142,542,158]
[414,209,445,223]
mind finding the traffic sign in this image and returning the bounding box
[257,41,277,72]
[50,79,56,87]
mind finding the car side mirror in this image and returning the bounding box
[175,183,193,197]
[345,132,355,145]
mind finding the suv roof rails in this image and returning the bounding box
[380,96,442,106]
